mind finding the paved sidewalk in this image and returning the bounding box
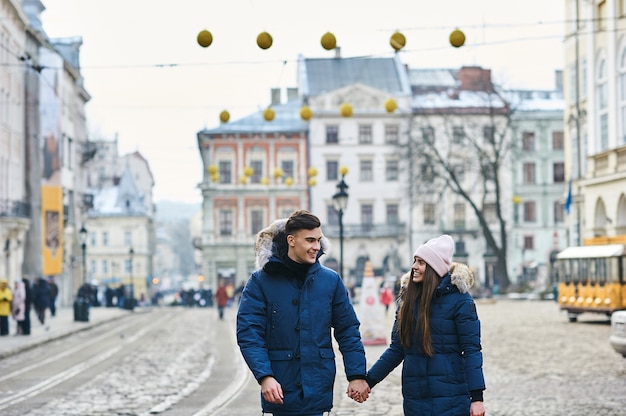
[0,305,133,359]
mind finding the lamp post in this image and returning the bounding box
[79,225,88,285]
[127,247,135,311]
[332,170,349,280]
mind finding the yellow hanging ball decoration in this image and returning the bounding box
[243,166,254,177]
[285,177,294,186]
[308,178,317,187]
[210,173,219,182]
[385,98,398,113]
[208,165,218,175]
[219,110,230,123]
[197,30,213,48]
[321,32,337,50]
[449,28,466,48]
[257,31,273,49]
[339,166,349,176]
[263,107,275,121]
[340,103,353,117]
[273,167,284,178]
[239,176,248,185]
[261,177,270,185]
[390,31,406,51]
[300,106,313,121]
[307,167,318,177]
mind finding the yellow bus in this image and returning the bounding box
[555,244,626,322]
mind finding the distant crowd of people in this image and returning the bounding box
[0,275,59,336]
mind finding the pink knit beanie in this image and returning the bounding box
[413,234,455,277]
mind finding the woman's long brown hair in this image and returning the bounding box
[396,264,441,356]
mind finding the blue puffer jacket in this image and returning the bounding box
[237,219,366,415]
[366,264,485,416]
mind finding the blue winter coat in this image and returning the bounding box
[367,264,485,416]
[237,218,366,415]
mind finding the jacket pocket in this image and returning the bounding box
[268,349,295,389]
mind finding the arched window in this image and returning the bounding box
[596,58,609,151]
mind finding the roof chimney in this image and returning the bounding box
[335,46,341,59]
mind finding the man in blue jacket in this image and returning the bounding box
[237,210,370,415]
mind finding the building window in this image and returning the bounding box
[359,124,372,144]
[281,160,294,181]
[360,160,373,182]
[522,131,535,151]
[454,203,465,229]
[483,125,495,144]
[523,201,536,222]
[453,126,464,144]
[219,209,233,236]
[327,205,339,226]
[554,200,564,224]
[251,210,264,235]
[219,160,232,184]
[124,231,132,246]
[523,162,536,185]
[326,160,338,181]
[386,204,399,225]
[102,231,108,246]
[523,235,534,250]
[423,203,436,225]
[361,204,373,231]
[553,162,565,183]
[597,58,609,150]
[421,127,434,143]
[385,125,399,144]
[326,125,339,144]
[102,260,109,274]
[484,203,497,223]
[552,131,564,150]
[250,160,263,184]
[124,259,132,274]
[385,159,399,181]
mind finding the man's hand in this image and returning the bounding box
[261,376,284,404]
[346,379,371,403]
[470,400,485,416]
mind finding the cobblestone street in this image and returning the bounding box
[333,299,626,416]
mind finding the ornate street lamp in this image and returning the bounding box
[79,225,88,285]
[332,170,349,280]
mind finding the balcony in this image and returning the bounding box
[323,223,407,239]
[0,199,31,219]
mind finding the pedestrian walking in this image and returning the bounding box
[48,276,59,317]
[12,279,26,335]
[214,280,229,320]
[0,278,13,336]
[32,276,51,327]
[380,284,394,315]
[237,210,370,415]
[352,235,486,416]
[22,276,32,335]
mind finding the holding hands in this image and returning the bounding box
[346,379,371,403]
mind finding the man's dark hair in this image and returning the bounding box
[285,210,321,235]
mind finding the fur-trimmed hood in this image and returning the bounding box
[400,262,475,294]
[254,218,330,269]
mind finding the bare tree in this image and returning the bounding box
[407,90,514,290]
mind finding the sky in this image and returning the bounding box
[40,0,565,204]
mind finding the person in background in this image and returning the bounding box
[214,280,229,320]
[0,278,13,336]
[32,276,51,327]
[380,284,394,315]
[353,235,486,416]
[234,280,246,304]
[12,279,26,335]
[21,276,32,335]
[48,276,59,317]
[237,210,370,416]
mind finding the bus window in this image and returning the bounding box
[571,259,580,283]
[560,259,570,284]
[581,258,590,285]
[600,257,611,285]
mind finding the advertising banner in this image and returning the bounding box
[42,185,63,275]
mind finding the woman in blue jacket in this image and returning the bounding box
[237,210,369,416]
[357,235,486,416]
